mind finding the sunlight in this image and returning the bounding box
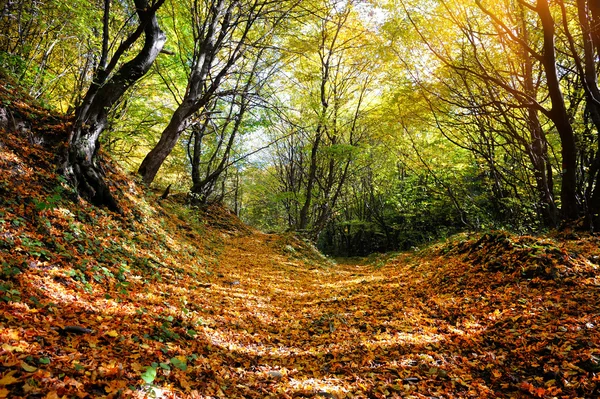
[363,330,443,349]
[318,274,387,290]
[287,375,348,397]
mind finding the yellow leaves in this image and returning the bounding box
[100,360,122,377]
[0,371,18,385]
[105,379,128,393]
[130,362,143,372]
[178,375,193,391]
[21,362,37,372]
[106,330,119,338]
[0,388,9,398]
[1,343,23,353]
[3,330,20,341]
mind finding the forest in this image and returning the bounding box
[0,0,600,398]
[2,0,599,253]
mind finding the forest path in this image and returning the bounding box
[4,215,597,398]
[197,232,600,398]
[200,232,462,398]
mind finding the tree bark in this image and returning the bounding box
[537,0,579,221]
[575,0,600,229]
[520,3,557,227]
[189,51,261,203]
[298,127,322,231]
[138,102,196,185]
[65,0,166,211]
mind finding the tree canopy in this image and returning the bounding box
[1,0,599,253]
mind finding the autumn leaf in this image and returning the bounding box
[21,362,37,372]
[2,343,23,353]
[0,371,18,385]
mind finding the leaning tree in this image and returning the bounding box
[137,0,293,186]
[63,0,166,211]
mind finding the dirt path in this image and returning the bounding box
[192,233,472,398]
[186,232,599,399]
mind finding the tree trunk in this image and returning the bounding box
[189,54,258,201]
[190,116,210,195]
[518,2,557,227]
[138,102,197,185]
[65,0,166,211]
[311,158,351,240]
[537,0,579,221]
[587,0,600,223]
[298,127,322,230]
[527,113,557,227]
[576,0,600,230]
[137,0,256,185]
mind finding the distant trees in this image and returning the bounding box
[267,0,376,240]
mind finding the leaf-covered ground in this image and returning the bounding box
[1,79,600,398]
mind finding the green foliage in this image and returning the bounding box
[1,262,21,279]
[0,52,27,79]
[141,365,157,384]
[0,283,21,302]
[170,356,187,371]
[34,185,65,212]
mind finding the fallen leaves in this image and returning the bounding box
[0,371,19,386]
[20,362,37,372]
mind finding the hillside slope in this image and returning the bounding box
[1,80,600,399]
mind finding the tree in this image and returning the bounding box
[0,0,104,107]
[137,0,291,185]
[395,0,594,225]
[561,0,600,229]
[64,0,166,210]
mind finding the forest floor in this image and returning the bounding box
[2,78,600,399]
